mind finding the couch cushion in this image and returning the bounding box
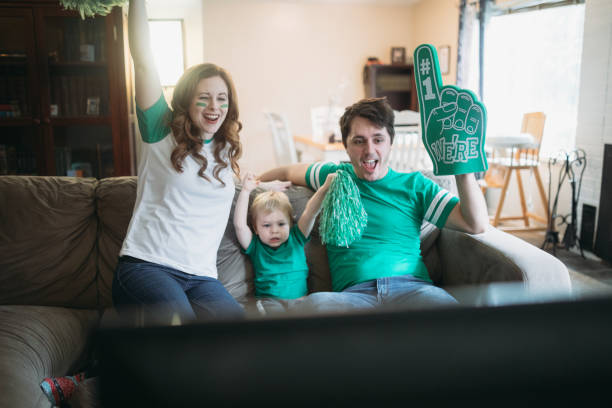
[96,177,138,308]
[287,187,332,293]
[217,185,255,302]
[0,176,98,308]
[0,305,100,408]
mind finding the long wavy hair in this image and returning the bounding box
[169,63,242,185]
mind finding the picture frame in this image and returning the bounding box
[86,97,100,116]
[391,47,406,65]
[438,45,450,75]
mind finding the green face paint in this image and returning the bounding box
[220,103,228,109]
[196,102,207,108]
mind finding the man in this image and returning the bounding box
[259,98,488,311]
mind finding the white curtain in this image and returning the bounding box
[456,1,480,92]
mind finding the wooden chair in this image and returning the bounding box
[485,112,549,230]
[264,111,298,166]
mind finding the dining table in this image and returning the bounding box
[293,135,349,163]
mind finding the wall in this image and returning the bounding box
[202,0,416,173]
[141,0,463,174]
[575,0,612,242]
[411,0,460,86]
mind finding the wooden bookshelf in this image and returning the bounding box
[363,64,418,112]
[0,2,133,178]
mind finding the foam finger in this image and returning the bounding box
[414,44,443,127]
[453,91,473,131]
[465,103,484,136]
[440,87,457,107]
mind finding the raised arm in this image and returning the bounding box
[444,173,489,234]
[259,163,311,187]
[128,0,162,110]
[297,173,335,237]
[233,173,259,250]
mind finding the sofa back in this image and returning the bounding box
[0,176,99,308]
[1,174,452,310]
[0,176,333,309]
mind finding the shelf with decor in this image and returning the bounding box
[363,64,418,112]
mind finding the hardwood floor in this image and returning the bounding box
[506,228,612,297]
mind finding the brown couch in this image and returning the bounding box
[0,175,572,407]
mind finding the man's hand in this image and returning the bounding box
[258,180,292,192]
[414,44,488,176]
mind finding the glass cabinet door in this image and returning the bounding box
[0,8,41,175]
[42,13,109,119]
[53,125,114,178]
[38,9,114,177]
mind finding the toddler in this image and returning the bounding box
[233,172,335,314]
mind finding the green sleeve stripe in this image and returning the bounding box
[306,161,339,190]
[431,193,456,226]
[305,163,315,189]
[429,193,459,228]
[424,190,447,221]
[425,190,456,226]
[306,162,324,189]
[135,93,172,144]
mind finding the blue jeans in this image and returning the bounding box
[112,257,244,324]
[293,274,458,313]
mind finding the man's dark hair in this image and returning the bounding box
[339,97,395,147]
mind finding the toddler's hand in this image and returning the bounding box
[241,172,259,192]
[259,180,292,192]
[321,173,337,191]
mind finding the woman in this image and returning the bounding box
[112,0,249,323]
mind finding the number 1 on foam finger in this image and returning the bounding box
[422,76,436,101]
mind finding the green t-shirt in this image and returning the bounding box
[245,225,310,299]
[306,162,459,292]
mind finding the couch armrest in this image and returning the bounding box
[436,226,572,303]
[0,305,100,408]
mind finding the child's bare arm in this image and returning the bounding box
[298,173,336,237]
[233,172,258,250]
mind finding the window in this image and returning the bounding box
[148,19,185,87]
[483,3,585,157]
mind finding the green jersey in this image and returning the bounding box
[306,162,458,291]
[245,225,310,299]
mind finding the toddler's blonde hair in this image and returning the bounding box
[249,191,294,226]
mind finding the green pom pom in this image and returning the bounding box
[319,170,368,247]
[59,0,127,18]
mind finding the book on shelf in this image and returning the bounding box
[52,75,63,117]
[54,146,72,176]
[63,19,79,62]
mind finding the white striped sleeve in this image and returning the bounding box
[306,161,337,190]
[424,189,457,227]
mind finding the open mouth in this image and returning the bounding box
[362,159,378,173]
[204,113,220,125]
